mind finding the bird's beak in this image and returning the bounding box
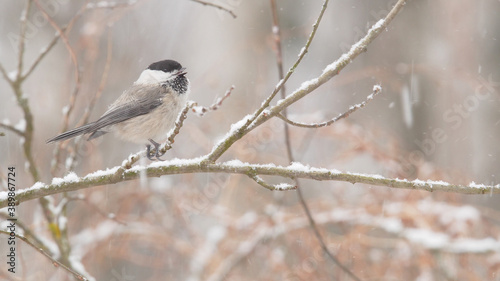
[177,68,187,76]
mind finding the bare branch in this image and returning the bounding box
[277,84,382,128]
[23,1,87,80]
[191,86,234,116]
[269,1,361,280]
[22,28,64,81]
[0,213,54,256]
[16,0,34,81]
[189,0,237,18]
[0,63,14,87]
[0,231,89,281]
[0,122,25,137]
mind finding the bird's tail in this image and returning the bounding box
[46,123,94,143]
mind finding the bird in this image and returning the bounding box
[47,59,190,160]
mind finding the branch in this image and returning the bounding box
[0,213,54,256]
[0,62,14,88]
[277,84,382,128]
[122,102,193,169]
[0,122,25,137]
[16,0,34,81]
[189,0,237,18]
[0,231,89,281]
[23,1,88,80]
[248,174,296,191]
[269,1,361,280]
[123,88,233,168]
[205,0,406,163]
[3,160,499,209]
[191,86,234,116]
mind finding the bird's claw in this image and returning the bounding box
[146,139,165,161]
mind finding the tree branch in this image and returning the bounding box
[189,0,237,18]
[205,0,406,163]
[276,84,382,128]
[248,174,296,191]
[0,231,89,281]
[3,160,499,209]
[0,122,25,137]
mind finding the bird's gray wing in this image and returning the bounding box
[47,87,164,143]
[88,96,163,132]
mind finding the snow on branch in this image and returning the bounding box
[2,159,499,209]
[277,84,382,128]
[204,0,406,163]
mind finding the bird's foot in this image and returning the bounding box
[146,138,165,161]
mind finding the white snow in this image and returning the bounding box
[447,238,500,253]
[84,166,120,179]
[14,119,26,131]
[274,182,294,190]
[404,228,449,249]
[7,70,18,81]
[236,211,257,229]
[469,181,488,189]
[224,159,247,168]
[298,47,306,57]
[298,77,319,91]
[211,115,253,151]
[51,172,79,186]
[61,105,70,115]
[323,19,385,76]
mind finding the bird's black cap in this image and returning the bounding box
[147,60,183,73]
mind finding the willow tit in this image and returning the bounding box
[47,59,190,160]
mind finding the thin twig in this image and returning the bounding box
[276,84,382,128]
[191,86,234,116]
[0,62,14,87]
[0,123,25,137]
[158,103,193,155]
[0,213,54,256]
[189,0,237,18]
[249,174,296,191]
[122,102,194,169]
[22,28,66,81]
[16,0,33,81]
[205,0,330,163]
[270,1,361,280]
[62,28,114,173]
[207,0,406,164]
[23,0,86,80]
[0,231,89,281]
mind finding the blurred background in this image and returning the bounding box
[0,0,499,280]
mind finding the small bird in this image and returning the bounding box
[47,59,190,160]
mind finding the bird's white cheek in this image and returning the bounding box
[134,69,171,85]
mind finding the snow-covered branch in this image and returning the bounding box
[2,159,499,209]
[204,0,406,163]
